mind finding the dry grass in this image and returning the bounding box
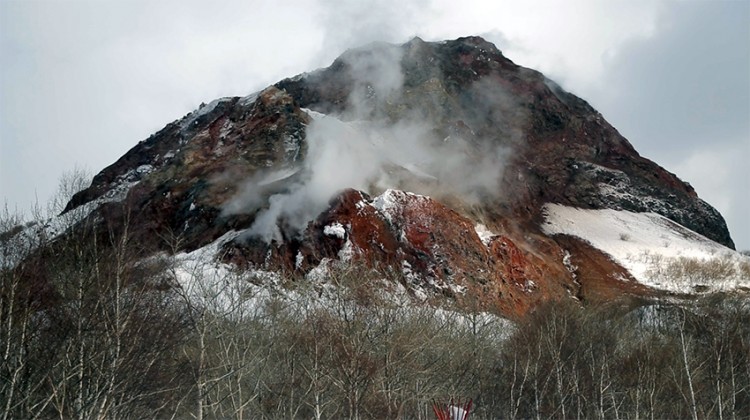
[646,253,749,291]
[739,259,750,280]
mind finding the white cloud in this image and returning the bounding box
[672,144,750,251]
[418,0,662,93]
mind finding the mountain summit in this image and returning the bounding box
[58,36,742,315]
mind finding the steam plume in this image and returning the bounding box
[227,41,520,243]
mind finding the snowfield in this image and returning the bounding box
[165,228,513,334]
[542,203,750,294]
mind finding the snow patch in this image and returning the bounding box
[338,238,356,262]
[0,203,97,269]
[398,260,430,301]
[306,258,333,282]
[474,223,497,246]
[96,163,156,205]
[1,162,161,268]
[316,223,358,264]
[562,250,577,277]
[371,189,426,223]
[238,91,260,107]
[323,222,346,239]
[301,108,327,121]
[219,119,233,139]
[179,97,232,131]
[170,230,250,315]
[542,203,750,294]
[282,134,302,162]
[522,279,536,293]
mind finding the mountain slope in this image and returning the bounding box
[53,36,741,315]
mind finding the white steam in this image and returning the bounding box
[229,43,515,243]
[340,42,405,118]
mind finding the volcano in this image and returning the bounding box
[41,36,748,317]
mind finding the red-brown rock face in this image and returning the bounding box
[222,189,581,317]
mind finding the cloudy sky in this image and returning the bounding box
[1,0,748,249]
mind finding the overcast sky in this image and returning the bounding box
[1,0,748,249]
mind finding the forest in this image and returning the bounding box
[1,175,749,419]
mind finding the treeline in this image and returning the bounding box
[2,184,750,418]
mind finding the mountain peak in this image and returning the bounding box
[49,36,741,315]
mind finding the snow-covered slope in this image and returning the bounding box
[163,225,515,336]
[541,204,750,294]
[1,179,142,269]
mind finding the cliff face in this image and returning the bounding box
[58,36,735,316]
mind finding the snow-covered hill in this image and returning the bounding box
[542,203,750,294]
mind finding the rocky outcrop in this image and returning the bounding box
[64,87,310,251]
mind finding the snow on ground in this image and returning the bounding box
[338,238,356,261]
[0,209,90,269]
[542,203,750,294]
[321,222,356,261]
[170,230,246,313]
[167,232,513,336]
[2,160,163,269]
[179,97,233,131]
[323,222,346,239]
[371,189,429,224]
[8,215,514,342]
[301,108,327,121]
[237,90,260,107]
[1,174,148,269]
[168,229,290,319]
[370,189,402,222]
[474,223,497,247]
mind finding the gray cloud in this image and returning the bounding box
[586,1,750,250]
[595,1,749,157]
[311,0,433,64]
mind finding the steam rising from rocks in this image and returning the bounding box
[226,42,518,243]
